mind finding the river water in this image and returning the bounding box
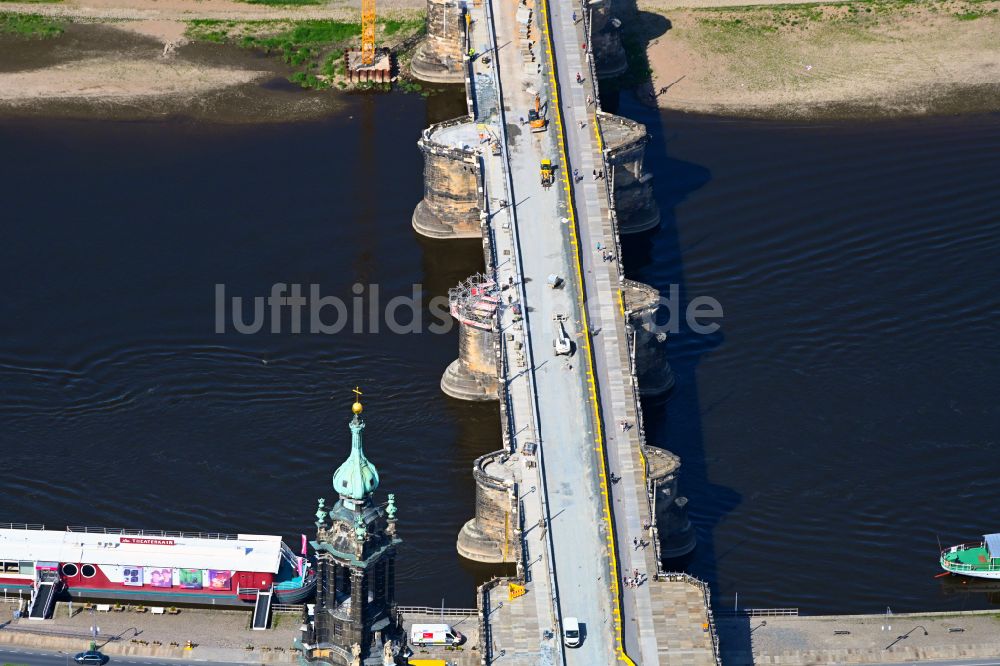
[1,92,997,613]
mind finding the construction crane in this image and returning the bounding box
[361,0,376,65]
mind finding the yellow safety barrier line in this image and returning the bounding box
[535,0,634,663]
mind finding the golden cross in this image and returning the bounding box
[352,386,363,402]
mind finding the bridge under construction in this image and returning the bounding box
[411,0,720,663]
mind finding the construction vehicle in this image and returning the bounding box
[540,159,554,188]
[553,315,573,356]
[528,93,547,132]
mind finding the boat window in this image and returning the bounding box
[2,561,18,573]
[19,561,33,575]
[81,564,97,578]
[62,563,79,577]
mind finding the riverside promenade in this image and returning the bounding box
[718,610,1000,665]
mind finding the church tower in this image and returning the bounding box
[298,390,402,666]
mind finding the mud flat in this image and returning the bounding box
[0,23,332,120]
[629,0,1000,117]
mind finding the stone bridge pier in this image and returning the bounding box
[413,119,484,239]
[411,0,467,83]
[456,450,519,563]
[589,0,627,79]
[441,274,500,401]
[644,446,697,559]
[623,279,675,399]
[600,112,660,234]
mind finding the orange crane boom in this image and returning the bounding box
[361,0,376,65]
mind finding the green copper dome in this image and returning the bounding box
[332,409,380,501]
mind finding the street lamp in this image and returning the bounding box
[884,624,929,650]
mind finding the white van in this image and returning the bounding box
[563,616,581,647]
[410,623,464,647]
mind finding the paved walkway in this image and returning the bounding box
[724,611,1000,665]
[0,601,297,662]
[535,1,718,665]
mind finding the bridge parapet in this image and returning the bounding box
[622,279,675,397]
[599,112,660,234]
[588,0,627,78]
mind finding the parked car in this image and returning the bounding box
[410,623,464,647]
[563,617,582,647]
[74,651,109,665]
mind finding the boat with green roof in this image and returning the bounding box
[940,534,1000,579]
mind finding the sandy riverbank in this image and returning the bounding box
[0,22,309,119]
[0,0,422,21]
[633,0,1000,117]
[0,2,427,120]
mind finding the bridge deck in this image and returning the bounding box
[465,0,719,660]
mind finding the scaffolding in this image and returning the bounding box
[449,273,499,331]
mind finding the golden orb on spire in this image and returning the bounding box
[351,386,363,414]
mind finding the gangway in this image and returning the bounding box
[252,590,273,630]
[28,581,58,620]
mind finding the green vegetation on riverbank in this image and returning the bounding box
[186,15,425,89]
[690,0,998,41]
[0,11,64,37]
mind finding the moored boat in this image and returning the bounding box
[940,533,1000,579]
[0,523,316,611]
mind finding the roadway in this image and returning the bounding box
[0,647,255,666]
[469,0,619,661]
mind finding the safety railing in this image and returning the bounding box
[659,573,722,664]
[0,523,46,531]
[271,603,305,613]
[940,543,1000,572]
[67,526,238,540]
[941,559,1000,572]
[715,607,799,617]
[397,605,478,618]
[477,576,505,665]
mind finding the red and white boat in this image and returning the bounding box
[0,524,315,619]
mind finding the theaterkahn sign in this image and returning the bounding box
[120,537,176,546]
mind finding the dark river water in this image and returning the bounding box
[1,91,998,614]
